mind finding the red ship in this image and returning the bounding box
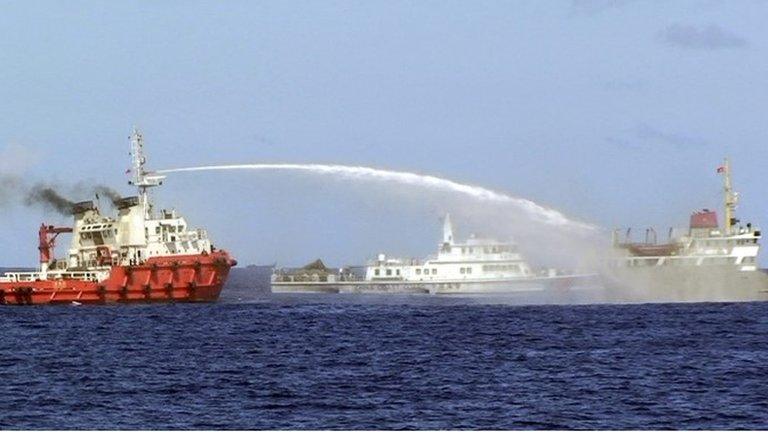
[0,129,237,305]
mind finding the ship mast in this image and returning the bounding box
[722,157,738,234]
[128,127,165,218]
[443,213,454,245]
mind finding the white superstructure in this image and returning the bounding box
[66,128,214,270]
[364,214,536,282]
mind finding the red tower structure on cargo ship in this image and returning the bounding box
[0,128,237,305]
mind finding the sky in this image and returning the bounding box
[1,0,767,267]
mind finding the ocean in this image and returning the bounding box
[1,282,767,429]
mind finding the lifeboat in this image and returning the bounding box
[621,242,681,257]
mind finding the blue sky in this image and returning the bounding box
[1,1,767,266]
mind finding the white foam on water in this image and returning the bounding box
[157,163,597,232]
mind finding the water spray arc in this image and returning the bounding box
[157,163,597,232]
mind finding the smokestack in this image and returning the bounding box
[71,200,96,215]
[115,196,139,210]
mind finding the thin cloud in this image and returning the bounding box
[634,123,708,148]
[658,23,747,50]
[570,0,635,15]
[607,124,708,150]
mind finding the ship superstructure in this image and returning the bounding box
[364,214,535,283]
[612,158,760,270]
[0,129,237,305]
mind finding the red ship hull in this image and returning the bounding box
[0,250,236,306]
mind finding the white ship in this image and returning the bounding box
[271,214,599,297]
[603,158,768,303]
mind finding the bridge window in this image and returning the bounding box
[431,269,437,275]
[416,268,421,275]
[386,269,392,276]
[374,269,380,276]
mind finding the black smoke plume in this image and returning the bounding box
[0,172,123,214]
[24,184,75,215]
[94,185,122,205]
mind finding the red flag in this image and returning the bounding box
[716,166,725,173]
[125,168,131,175]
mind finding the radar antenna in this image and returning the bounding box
[128,127,166,217]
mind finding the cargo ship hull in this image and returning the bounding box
[601,266,768,304]
[0,251,234,306]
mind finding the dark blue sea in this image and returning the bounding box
[2,280,767,429]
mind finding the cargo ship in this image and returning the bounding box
[0,129,237,305]
[272,214,599,298]
[603,158,768,303]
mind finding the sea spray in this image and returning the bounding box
[157,163,597,233]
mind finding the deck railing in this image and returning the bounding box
[0,271,100,283]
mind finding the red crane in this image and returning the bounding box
[38,224,73,264]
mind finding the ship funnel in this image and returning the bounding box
[690,209,719,237]
[115,196,140,210]
[71,201,96,215]
[690,210,718,229]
